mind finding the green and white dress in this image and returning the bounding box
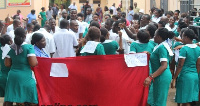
[102,40,119,55]
[150,42,172,106]
[81,41,106,56]
[175,44,200,103]
[0,44,10,97]
[4,43,38,103]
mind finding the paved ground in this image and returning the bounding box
[0,88,177,106]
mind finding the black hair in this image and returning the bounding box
[165,11,173,16]
[88,26,101,41]
[14,27,26,46]
[168,31,175,39]
[121,12,126,18]
[183,29,196,40]
[188,26,199,40]
[119,18,126,24]
[94,13,99,17]
[90,21,100,29]
[158,21,166,27]
[117,7,121,12]
[133,13,139,20]
[77,12,84,18]
[112,15,119,20]
[100,27,109,43]
[150,22,158,29]
[60,19,69,29]
[13,19,20,26]
[106,18,114,26]
[31,33,44,45]
[174,10,180,14]
[41,7,45,10]
[110,9,113,14]
[112,20,120,33]
[155,9,162,17]
[31,9,35,14]
[143,14,151,20]
[180,28,188,38]
[146,24,157,38]
[137,29,150,43]
[151,7,157,14]
[130,6,133,10]
[27,23,33,28]
[104,6,108,11]
[61,4,66,9]
[104,14,111,18]
[178,21,188,29]
[70,9,77,13]
[44,24,51,31]
[156,28,169,40]
[33,24,41,32]
[0,34,11,46]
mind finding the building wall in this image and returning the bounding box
[168,0,180,12]
[0,0,49,21]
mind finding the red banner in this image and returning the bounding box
[33,55,149,106]
[7,0,31,6]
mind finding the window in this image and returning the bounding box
[93,0,100,4]
[80,0,87,3]
[0,0,6,9]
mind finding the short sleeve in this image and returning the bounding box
[48,37,56,53]
[96,44,106,55]
[158,46,168,62]
[27,45,36,57]
[179,47,186,59]
[130,42,136,53]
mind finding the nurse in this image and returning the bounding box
[144,28,173,106]
[171,29,200,106]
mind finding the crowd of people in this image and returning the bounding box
[0,0,200,106]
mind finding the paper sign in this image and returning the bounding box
[124,53,147,67]
[80,41,99,53]
[175,50,179,62]
[50,63,68,77]
[1,44,11,59]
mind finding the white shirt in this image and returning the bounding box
[50,26,60,35]
[69,29,79,40]
[152,17,161,23]
[53,29,78,57]
[25,33,32,44]
[7,30,15,42]
[29,28,56,57]
[139,25,148,30]
[110,6,117,15]
[69,20,85,37]
[68,4,77,10]
[7,24,13,33]
[165,24,177,32]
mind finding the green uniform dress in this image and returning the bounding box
[4,44,38,103]
[129,40,156,105]
[150,43,172,106]
[0,44,10,97]
[175,44,200,103]
[81,43,106,56]
[102,40,119,55]
[39,11,47,27]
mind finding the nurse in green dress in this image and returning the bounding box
[38,7,47,27]
[4,27,38,105]
[144,28,173,106]
[81,26,105,56]
[100,27,123,55]
[0,34,12,97]
[171,29,200,106]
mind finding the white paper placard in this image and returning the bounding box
[1,44,11,59]
[174,49,179,62]
[80,41,99,53]
[124,53,147,67]
[50,63,68,77]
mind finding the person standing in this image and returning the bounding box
[52,3,59,20]
[127,6,134,23]
[133,2,140,13]
[27,9,36,24]
[13,10,25,28]
[38,7,47,27]
[171,29,200,106]
[83,1,91,21]
[4,27,38,105]
[46,6,53,21]
[31,33,49,58]
[144,28,173,106]
[53,19,78,57]
[68,2,77,11]
[58,4,66,23]
[85,8,93,23]
[110,3,117,15]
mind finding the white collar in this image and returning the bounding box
[185,44,197,48]
[22,42,28,46]
[102,40,113,44]
[153,41,174,56]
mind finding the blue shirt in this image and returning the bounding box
[27,13,36,23]
[34,46,49,58]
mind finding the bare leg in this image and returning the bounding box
[4,102,13,106]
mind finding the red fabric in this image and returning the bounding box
[33,55,149,106]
